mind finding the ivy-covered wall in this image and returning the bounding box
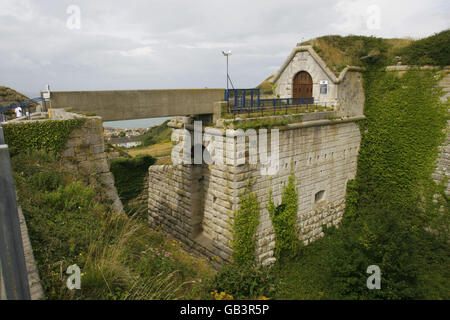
[232,188,260,266]
[268,174,300,260]
[321,66,449,299]
[2,119,85,155]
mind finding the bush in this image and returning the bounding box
[110,154,156,202]
[210,264,278,299]
[12,150,214,300]
[397,29,450,66]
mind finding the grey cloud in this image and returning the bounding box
[0,0,448,98]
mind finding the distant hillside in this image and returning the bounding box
[139,120,172,146]
[0,86,30,107]
[256,74,276,97]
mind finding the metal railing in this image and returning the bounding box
[0,123,31,300]
[0,97,46,122]
[225,88,316,115]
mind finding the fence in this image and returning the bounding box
[0,123,31,300]
[0,97,46,122]
[225,88,316,115]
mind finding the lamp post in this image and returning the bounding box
[222,50,232,102]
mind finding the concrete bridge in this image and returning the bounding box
[43,89,225,121]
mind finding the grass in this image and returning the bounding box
[127,141,172,158]
[12,150,215,300]
[139,120,172,146]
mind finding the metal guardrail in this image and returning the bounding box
[0,123,31,300]
[0,97,46,122]
[225,88,316,115]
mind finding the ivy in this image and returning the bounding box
[324,66,450,299]
[232,185,260,266]
[2,119,85,156]
[268,173,301,260]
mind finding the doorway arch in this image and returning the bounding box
[292,71,313,99]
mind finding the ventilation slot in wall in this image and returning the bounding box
[314,190,325,203]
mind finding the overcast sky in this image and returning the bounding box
[1,0,449,97]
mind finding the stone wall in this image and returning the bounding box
[272,46,365,119]
[252,120,361,266]
[147,115,362,266]
[433,69,450,195]
[274,47,339,106]
[60,115,124,213]
[148,164,226,263]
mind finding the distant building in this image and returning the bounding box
[108,136,142,148]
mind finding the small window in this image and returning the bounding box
[315,190,325,203]
[320,80,328,94]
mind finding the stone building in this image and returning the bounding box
[272,45,364,117]
[147,45,366,266]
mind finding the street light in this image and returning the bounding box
[222,50,232,102]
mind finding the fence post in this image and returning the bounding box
[0,124,4,144]
[0,125,31,300]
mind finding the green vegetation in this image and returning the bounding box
[299,30,449,75]
[2,119,85,155]
[213,31,449,299]
[273,66,449,300]
[110,155,156,203]
[12,150,214,300]
[397,30,450,66]
[268,173,302,260]
[139,120,172,146]
[209,264,277,300]
[256,74,276,97]
[232,186,260,266]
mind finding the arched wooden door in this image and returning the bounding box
[292,71,313,99]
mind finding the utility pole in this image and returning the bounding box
[222,50,232,111]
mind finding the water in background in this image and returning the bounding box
[103,117,171,129]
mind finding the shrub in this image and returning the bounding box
[110,154,156,202]
[210,264,277,299]
[396,29,450,66]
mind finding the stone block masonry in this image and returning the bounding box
[61,116,124,213]
[433,70,450,195]
[148,116,362,266]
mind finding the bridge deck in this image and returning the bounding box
[45,89,225,121]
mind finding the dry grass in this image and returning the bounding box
[155,156,172,165]
[128,142,173,158]
[385,38,414,57]
[309,38,354,75]
[80,211,215,300]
